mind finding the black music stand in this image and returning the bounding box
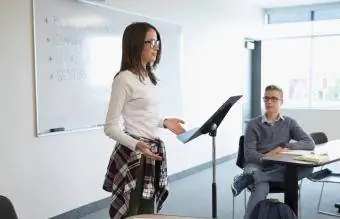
[177,95,243,219]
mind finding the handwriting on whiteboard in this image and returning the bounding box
[43,15,119,83]
[51,69,87,82]
[53,34,82,47]
[45,15,113,31]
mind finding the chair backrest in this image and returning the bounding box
[236,135,245,169]
[310,132,328,145]
[0,195,18,219]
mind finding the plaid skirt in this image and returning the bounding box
[103,136,169,219]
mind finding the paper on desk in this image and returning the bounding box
[279,150,313,156]
[293,154,330,164]
[280,150,328,156]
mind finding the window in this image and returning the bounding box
[261,38,311,108]
[311,36,340,108]
[261,19,340,109]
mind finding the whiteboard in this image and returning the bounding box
[32,0,183,136]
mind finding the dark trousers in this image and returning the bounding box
[123,156,154,218]
[243,164,313,219]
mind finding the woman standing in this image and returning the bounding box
[103,22,185,219]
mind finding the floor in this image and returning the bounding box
[80,159,340,219]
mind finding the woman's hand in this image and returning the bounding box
[136,141,162,160]
[164,118,186,135]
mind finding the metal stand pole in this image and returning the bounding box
[209,123,217,219]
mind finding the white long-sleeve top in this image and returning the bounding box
[104,70,164,151]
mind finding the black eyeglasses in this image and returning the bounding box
[144,39,160,49]
[263,96,282,102]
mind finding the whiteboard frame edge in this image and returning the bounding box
[32,0,41,138]
[37,125,104,137]
[75,0,183,28]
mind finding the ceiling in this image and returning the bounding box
[247,0,340,8]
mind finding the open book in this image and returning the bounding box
[279,150,330,164]
[293,153,330,164]
[279,150,314,156]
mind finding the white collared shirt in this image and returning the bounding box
[261,113,284,125]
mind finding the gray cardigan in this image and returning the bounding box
[244,115,315,165]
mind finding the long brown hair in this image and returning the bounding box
[116,22,162,85]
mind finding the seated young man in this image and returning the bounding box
[231,85,315,219]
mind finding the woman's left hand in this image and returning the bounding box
[164,118,186,135]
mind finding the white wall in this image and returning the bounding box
[0,0,263,218]
[282,109,340,140]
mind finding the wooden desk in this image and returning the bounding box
[126,214,210,219]
[262,139,340,216]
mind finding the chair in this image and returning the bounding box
[335,203,340,213]
[299,132,328,185]
[0,195,18,219]
[309,132,328,173]
[307,132,340,217]
[310,132,328,145]
[232,136,301,219]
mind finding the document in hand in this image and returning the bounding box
[175,95,243,144]
[176,127,200,143]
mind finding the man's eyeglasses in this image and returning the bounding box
[144,39,160,49]
[263,96,282,102]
